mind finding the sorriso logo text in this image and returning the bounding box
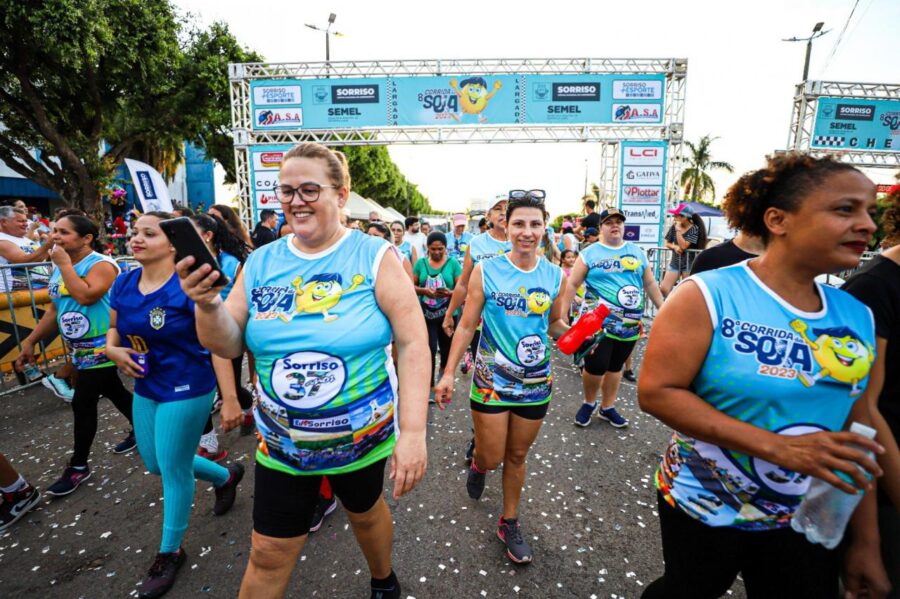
[552,83,600,102]
[331,84,380,104]
[836,104,875,122]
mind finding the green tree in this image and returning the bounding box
[0,0,261,216]
[679,135,734,203]
[340,145,431,215]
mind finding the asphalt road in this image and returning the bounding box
[0,343,746,598]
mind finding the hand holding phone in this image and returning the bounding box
[159,217,230,288]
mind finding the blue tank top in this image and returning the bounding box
[396,241,413,263]
[578,241,649,341]
[468,231,511,265]
[447,231,473,264]
[244,231,397,476]
[657,262,876,530]
[49,252,119,370]
[110,270,216,402]
[218,251,240,300]
[472,254,562,407]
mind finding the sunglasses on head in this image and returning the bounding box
[508,189,546,202]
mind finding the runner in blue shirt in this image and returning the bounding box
[435,190,571,565]
[16,212,134,497]
[446,214,473,265]
[106,212,243,599]
[638,154,888,598]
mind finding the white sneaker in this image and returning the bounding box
[199,431,219,454]
[42,374,74,402]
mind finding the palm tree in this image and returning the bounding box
[679,135,734,203]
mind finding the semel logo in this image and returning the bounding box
[836,104,875,122]
[552,82,600,102]
[331,84,380,104]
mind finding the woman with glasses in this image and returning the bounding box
[176,142,429,599]
[564,208,664,429]
[434,189,570,564]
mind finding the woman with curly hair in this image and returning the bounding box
[842,179,900,593]
[639,153,889,598]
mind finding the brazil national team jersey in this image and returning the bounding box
[468,231,510,265]
[244,230,397,476]
[578,241,648,341]
[109,270,216,402]
[49,252,119,370]
[657,262,875,530]
[472,254,562,407]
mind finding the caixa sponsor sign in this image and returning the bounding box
[623,146,664,166]
[623,166,663,186]
[331,84,380,104]
[613,80,662,100]
[621,185,663,204]
[613,104,661,123]
[254,108,303,128]
[254,190,280,209]
[253,151,284,171]
[253,85,302,106]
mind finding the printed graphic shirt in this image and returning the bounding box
[657,262,875,530]
[244,231,397,476]
[446,231,473,264]
[110,270,216,402]
[578,241,649,341]
[49,252,119,370]
[468,231,511,265]
[413,257,462,320]
[471,254,563,407]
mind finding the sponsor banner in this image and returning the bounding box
[254,190,281,210]
[622,185,663,204]
[253,85,302,105]
[249,73,666,130]
[248,144,294,221]
[812,97,900,153]
[253,171,280,191]
[621,205,661,224]
[622,165,664,186]
[877,183,894,194]
[623,224,661,244]
[124,159,174,213]
[613,80,663,100]
[253,150,286,171]
[622,145,665,166]
[619,141,668,249]
[612,103,662,123]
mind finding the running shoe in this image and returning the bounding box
[45,466,91,497]
[428,390,436,404]
[213,463,244,516]
[309,495,338,533]
[42,374,74,402]
[138,547,186,599]
[370,571,401,599]
[497,517,533,564]
[598,407,629,428]
[461,350,473,374]
[113,431,137,454]
[0,484,41,532]
[210,395,222,414]
[574,402,598,427]
[466,461,486,500]
[239,410,255,436]
[622,369,637,382]
[464,437,475,464]
[196,447,228,463]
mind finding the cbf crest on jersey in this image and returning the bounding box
[149,307,166,330]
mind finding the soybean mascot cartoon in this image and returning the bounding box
[519,287,552,315]
[449,77,502,123]
[789,319,874,396]
[288,273,365,322]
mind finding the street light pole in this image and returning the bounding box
[783,22,828,82]
[305,13,341,74]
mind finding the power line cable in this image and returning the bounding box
[820,0,862,74]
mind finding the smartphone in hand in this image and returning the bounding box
[158,217,230,288]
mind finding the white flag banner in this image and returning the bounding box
[124,159,174,213]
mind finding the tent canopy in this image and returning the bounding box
[680,201,723,217]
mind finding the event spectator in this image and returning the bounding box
[575,198,600,238]
[369,210,382,223]
[251,209,278,248]
[580,227,599,250]
[478,217,488,233]
[421,221,432,237]
[172,205,194,218]
[404,216,428,260]
[0,206,52,292]
[348,219,361,230]
[446,214,472,264]
[208,204,253,248]
[660,204,708,296]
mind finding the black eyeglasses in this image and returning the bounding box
[508,189,546,201]
[273,182,338,204]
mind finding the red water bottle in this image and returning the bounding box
[557,304,611,355]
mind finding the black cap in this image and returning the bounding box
[584,227,599,237]
[599,208,626,224]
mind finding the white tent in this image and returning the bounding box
[345,192,403,222]
[383,207,406,222]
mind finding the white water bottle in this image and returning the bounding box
[790,422,877,549]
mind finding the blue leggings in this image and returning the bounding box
[133,391,230,553]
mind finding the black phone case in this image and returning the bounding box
[158,217,230,288]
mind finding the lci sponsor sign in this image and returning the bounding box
[812,97,900,152]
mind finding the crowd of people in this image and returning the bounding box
[0,143,897,599]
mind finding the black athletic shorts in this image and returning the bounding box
[582,336,637,376]
[253,458,387,538]
[470,399,549,421]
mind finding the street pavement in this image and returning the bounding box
[0,343,746,598]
